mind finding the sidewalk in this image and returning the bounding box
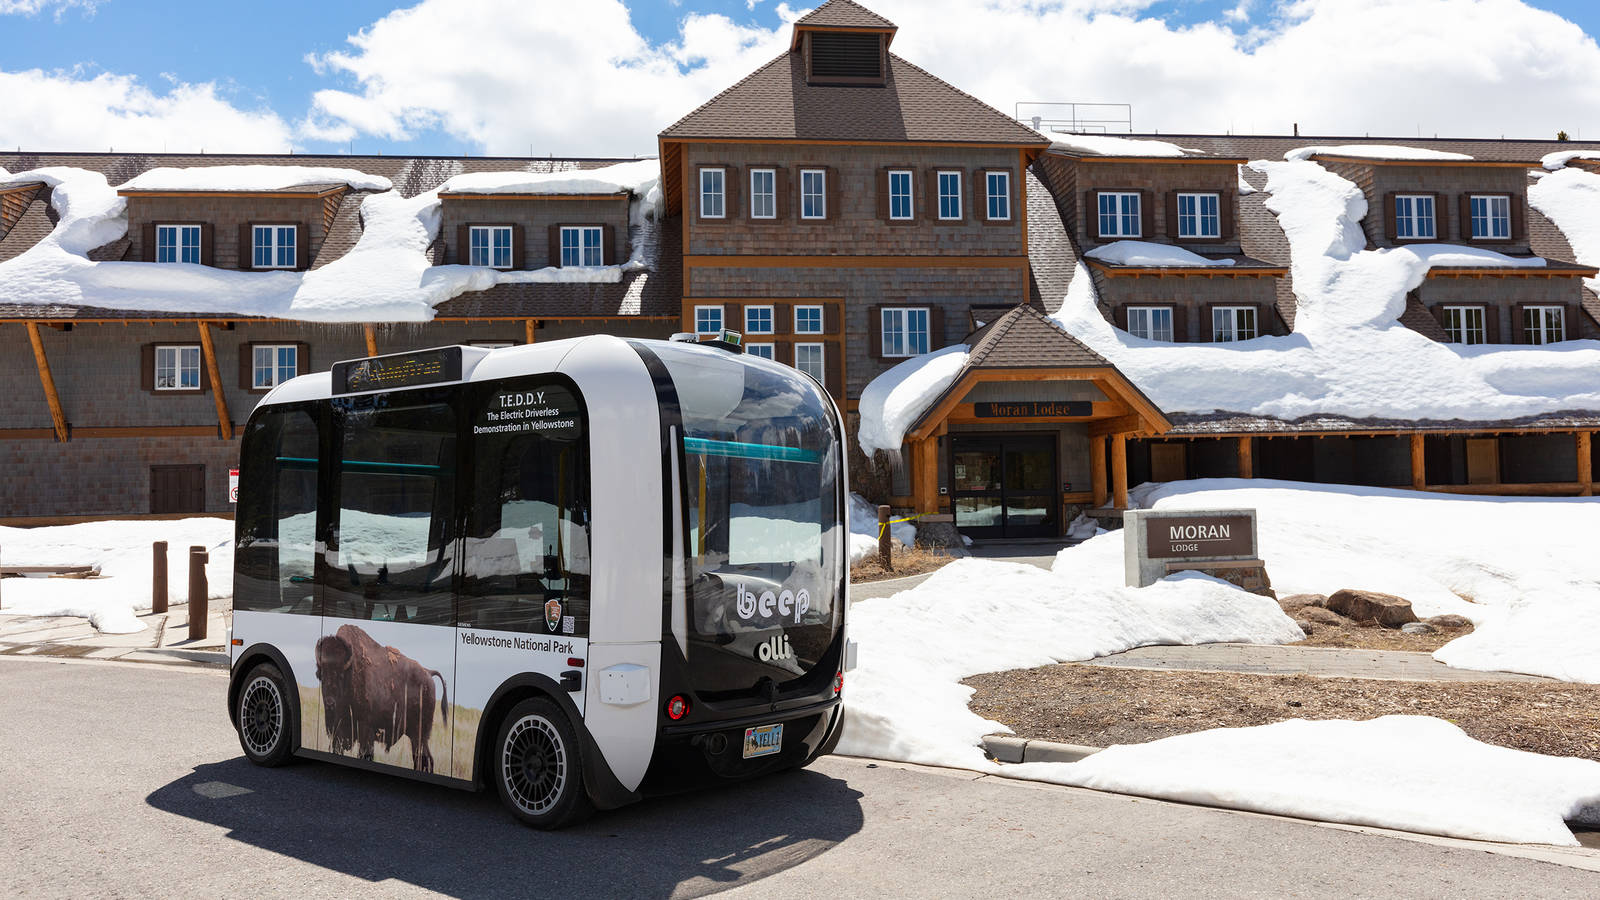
[1078,642,1550,683]
[0,601,231,668]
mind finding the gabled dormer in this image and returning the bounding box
[791,0,896,87]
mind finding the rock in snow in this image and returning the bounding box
[1326,588,1419,627]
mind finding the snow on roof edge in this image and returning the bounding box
[118,165,393,193]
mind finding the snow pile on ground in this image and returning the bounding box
[1285,144,1473,162]
[1529,163,1600,295]
[856,345,969,454]
[847,492,915,564]
[119,165,392,193]
[1038,132,1198,158]
[1010,716,1600,846]
[0,518,235,633]
[1085,241,1236,267]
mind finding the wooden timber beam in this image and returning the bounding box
[913,436,940,515]
[1088,414,1148,437]
[24,322,69,443]
[195,322,232,441]
[1579,432,1593,497]
[525,319,537,344]
[1090,435,1108,508]
[364,324,379,357]
[1238,436,1254,478]
[1410,433,1426,489]
[1111,434,1129,510]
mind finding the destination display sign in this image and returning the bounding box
[333,347,462,395]
[1145,513,1255,559]
[474,382,582,442]
[973,401,1093,419]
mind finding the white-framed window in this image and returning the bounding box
[745,343,775,360]
[1440,306,1486,345]
[1523,305,1566,344]
[469,225,514,268]
[744,305,774,334]
[252,344,299,389]
[881,307,931,357]
[1175,193,1220,239]
[1470,195,1511,240]
[1211,306,1258,342]
[252,225,297,269]
[154,345,202,390]
[795,342,825,383]
[937,170,962,220]
[1097,192,1141,238]
[749,168,776,219]
[1394,194,1436,240]
[155,224,202,264]
[699,167,726,219]
[888,169,914,220]
[794,304,824,334]
[559,225,603,268]
[985,170,1011,221]
[800,169,827,219]
[1126,306,1175,342]
[694,305,723,335]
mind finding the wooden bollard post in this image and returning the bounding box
[151,541,168,614]
[877,504,892,572]
[188,545,209,642]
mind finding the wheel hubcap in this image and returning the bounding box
[502,715,566,816]
[240,675,284,757]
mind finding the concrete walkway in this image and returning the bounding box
[0,601,230,667]
[1081,643,1551,683]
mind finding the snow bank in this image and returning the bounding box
[0,518,235,633]
[1012,716,1600,846]
[855,345,968,454]
[1039,132,1198,158]
[1086,241,1236,267]
[847,492,915,564]
[1529,165,1600,294]
[1286,144,1473,162]
[119,165,392,193]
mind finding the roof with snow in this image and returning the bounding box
[794,0,894,30]
[964,304,1112,370]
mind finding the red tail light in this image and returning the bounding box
[666,694,690,720]
[834,671,843,696]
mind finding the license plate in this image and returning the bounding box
[743,723,783,759]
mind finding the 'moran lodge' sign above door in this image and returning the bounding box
[973,401,1093,419]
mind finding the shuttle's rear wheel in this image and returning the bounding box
[494,698,592,829]
[238,663,294,767]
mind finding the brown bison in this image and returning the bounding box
[314,624,449,773]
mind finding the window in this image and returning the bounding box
[559,225,603,267]
[746,343,775,360]
[888,169,914,220]
[1126,307,1175,342]
[156,225,202,264]
[233,406,318,615]
[985,171,1011,221]
[1394,194,1436,240]
[744,305,774,334]
[800,169,827,219]
[252,344,299,389]
[1440,306,1487,345]
[794,305,824,334]
[694,305,723,335]
[155,345,202,390]
[252,225,297,269]
[881,307,930,357]
[1097,192,1141,237]
[699,167,726,219]
[1211,306,1258,342]
[795,342,825,383]
[750,168,776,219]
[1176,193,1220,239]
[1470,195,1512,240]
[1523,305,1566,344]
[470,225,514,268]
[937,170,962,220]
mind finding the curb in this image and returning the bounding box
[0,641,228,669]
[982,734,1101,765]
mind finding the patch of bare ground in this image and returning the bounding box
[964,664,1600,761]
[1279,593,1474,651]
[850,541,954,583]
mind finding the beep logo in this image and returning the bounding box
[735,583,811,625]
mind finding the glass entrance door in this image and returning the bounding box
[951,435,1059,539]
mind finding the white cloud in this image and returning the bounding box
[0,0,103,19]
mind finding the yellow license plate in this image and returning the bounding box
[743,723,783,759]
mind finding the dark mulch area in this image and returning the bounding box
[850,541,954,583]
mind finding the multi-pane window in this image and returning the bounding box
[252,225,297,269]
[985,171,1011,220]
[1441,306,1487,345]
[252,345,299,389]
[1523,305,1566,344]
[750,168,776,219]
[1176,193,1220,239]
[155,345,202,390]
[881,307,930,357]
[1470,195,1511,240]
[469,225,514,268]
[699,168,726,219]
[1211,306,1258,342]
[1097,192,1141,237]
[744,305,774,334]
[694,305,723,335]
[888,169,914,220]
[800,169,827,219]
[795,343,825,383]
[794,305,824,334]
[937,171,962,220]
[1126,306,1175,342]
[746,343,775,360]
[1394,194,1436,239]
[559,226,603,267]
[155,225,202,264]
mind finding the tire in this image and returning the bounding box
[237,662,295,767]
[493,698,593,829]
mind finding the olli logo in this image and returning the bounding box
[756,634,794,662]
[735,583,810,624]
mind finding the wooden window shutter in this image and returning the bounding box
[1253,303,1267,336]
[1220,190,1236,241]
[141,223,157,262]
[727,166,742,221]
[1172,306,1188,342]
[1200,303,1215,342]
[776,341,793,365]
[238,344,253,390]
[922,168,936,220]
[141,343,156,392]
[1383,192,1398,242]
[928,306,946,350]
[774,304,791,334]
[1431,304,1448,328]
[723,303,741,334]
[1510,195,1527,241]
[295,222,311,270]
[823,303,841,334]
[1485,306,1501,344]
[511,224,527,269]
[826,350,843,399]
[200,223,215,266]
[199,352,212,391]
[1458,194,1473,241]
[458,224,472,265]
[867,305,884,360]
[1138,190,1154,239]
[296,342,311,375]
[975,171,989,221]
[774,167,790,220]
[1512,303,1528,344]
[238,224,254,270]
[1112,305,1128,330]
[599,224,614,266]
[1565,303,1579,341]
[824,166,839,220]
[1165,192,1180,240]
[547,225,561,268]
[1084,191,1098,238]
[876,168,891,221]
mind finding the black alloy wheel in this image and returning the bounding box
[237,662,294,766]
[494,697,593,829]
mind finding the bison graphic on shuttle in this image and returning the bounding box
[314,624,449,773]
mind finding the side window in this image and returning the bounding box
[462,379,590,636]
[234,405,320,615]
[325,393,457,625]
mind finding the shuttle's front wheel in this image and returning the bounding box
[494,698,593,829]
[237,662,294,767]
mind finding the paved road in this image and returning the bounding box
[4,655,1596,898]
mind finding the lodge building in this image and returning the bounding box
[3,0,1598,538]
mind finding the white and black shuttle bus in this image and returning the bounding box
[227,335,850,828]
